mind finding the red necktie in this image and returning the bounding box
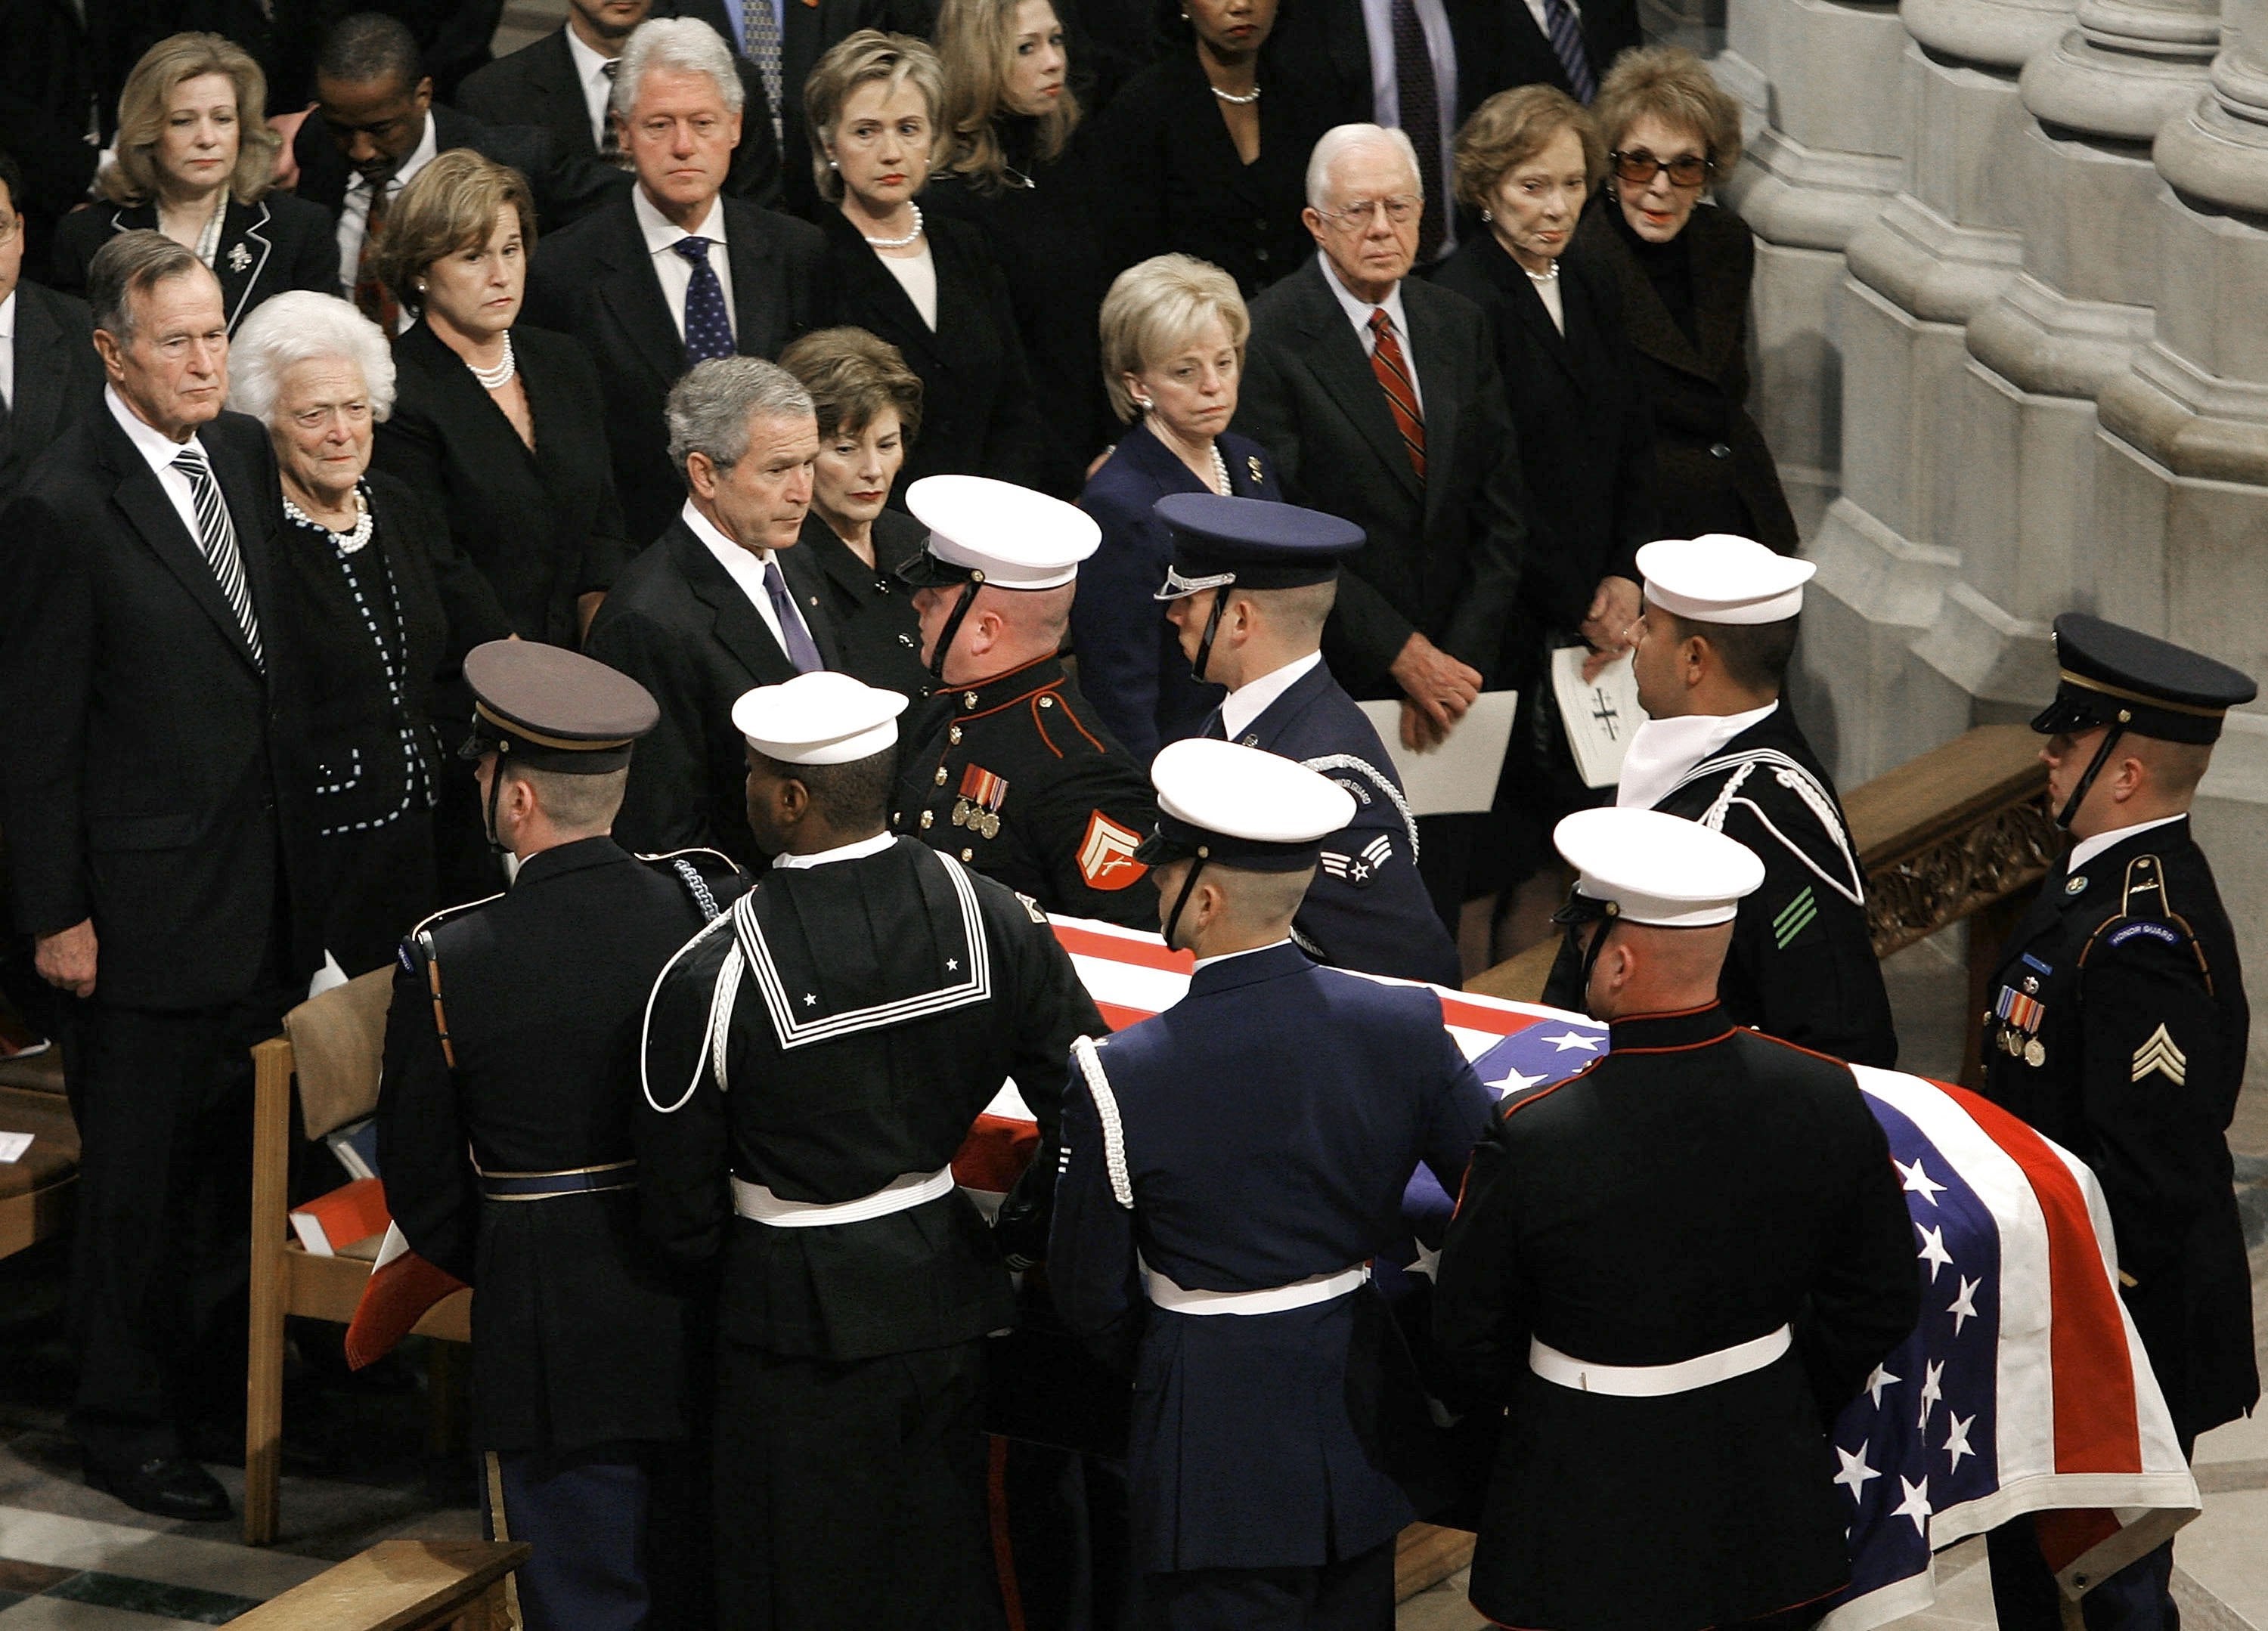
[1369,308,1425,481]
[354,183,399,333]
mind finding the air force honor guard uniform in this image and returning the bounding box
[1049,740,1496,1629]
[1437,809,1917,1631]
[1978,615,2257,1631]
[891,475,1162,929]
[1154,493,1461,988]
[376,642,745,1631]
[637,672,1103,1630]
[1545,535,1898,1066]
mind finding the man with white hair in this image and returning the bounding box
[525,16,826,548]
[1235,122,1529,932]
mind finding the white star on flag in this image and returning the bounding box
[1917,1360,1944,1430]
[1487,1065,1546,1093]
[1916,1223,1954,1283]
[1895,1156,1947,1205]
[1947,1276,1981,1336]
[1541,1030,1603,1053]
[1944,1413,1975,1474]
[1891,1475,1933,1537]
[1409,1240,1442,1281]
[1833,1444,1881,1499]
[1866,1363,1900,1408]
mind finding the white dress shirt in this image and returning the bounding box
[104,385,206,542]
[2067,812,2186,872]
[1219,651,1322,741]
[681,498,818,665]
[335,110,440,330]
[0,289,16,410]
[772,831,898,869]
[1615,701,1780,811]
[1358,0,1459,257]
[635,185,738,342]
[1192,936,1294,973]
[564,26,619,150]
[1319,254,1424,414]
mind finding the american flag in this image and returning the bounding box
[1030,917,2202,1627]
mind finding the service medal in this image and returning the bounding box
[2025,1038,2046,1067]
[950,798,971,828]
[980,811,1001,840]
[957,764,1008,837]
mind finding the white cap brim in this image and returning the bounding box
[1637,534,1816,627]
[907,475,1101,591]
[731,673,909,765]
[1553,807,1765,927]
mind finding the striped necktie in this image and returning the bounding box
[1368,308,1425,482]
[1542,0,1597,102]
[741,0,785,145]
[169,445,265,669]
[598,60,631,168]
[1390,0,1446,264]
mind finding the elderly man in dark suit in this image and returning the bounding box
[1235,122,1527,924]
[587,357,841,868]
[0,232,315,1521]
[525,17,826,551]
[458,1,783,206]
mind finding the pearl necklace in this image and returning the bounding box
[469,331,516,392]
[861,201,925,249]
[286,484,374,555]
[1210,82,1261,104]
[1525,260,1562,283]
[1207,441,1231,495]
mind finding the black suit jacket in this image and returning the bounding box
[522,193,826,548]
[1275,0,1504,125]
[661,0,937,218]
[583,517,844,868]
[51,193,339,335]
[370,320,627,648]
[816,206,1043,491]
[457,25,783,208]
[797,506,930,697]
[1233,257,1529,695]
[1488,0,1643,98]
[292,103,621,234]
[1573,200,1799,552]
[0,279,103,508]
[0,404,314,1007]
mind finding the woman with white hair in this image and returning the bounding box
[229,290,461,976]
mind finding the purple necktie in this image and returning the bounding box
[674,237,735,364]
[763,557,823,673]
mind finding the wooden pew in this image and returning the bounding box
[223,1540,529,1630]
[0,1041,76,1265]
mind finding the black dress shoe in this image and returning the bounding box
[85,1455,232,1521]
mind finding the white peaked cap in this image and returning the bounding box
[1637,534,1817,626]
[1552,806,1766,928]
[906,474,1101,590]
[1151,738,1358,847]
[732,672,909,765]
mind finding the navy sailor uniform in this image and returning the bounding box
[1204,660,1461,989]
[1432,1002,1919,1631]
[1049,940,1495,1619]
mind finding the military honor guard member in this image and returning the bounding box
[1544,534,1898,1066]
[636,670,1104,1629]
[1437,808,1919,1631]
[1977,614,2259,1631]
[1049,738,1498,1630]
[376,642,745,1631]
[891,475,1163,930]
[1153,493,1462,989]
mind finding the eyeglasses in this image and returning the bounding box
[1315,194,1421,231]
[1610,149,1715,189]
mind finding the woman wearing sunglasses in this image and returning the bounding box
[1573,45,1798,554]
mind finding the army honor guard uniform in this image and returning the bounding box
[1978,614,2257,1631]
[1438,809,1918,1631]
[637,673,1105,1629]
[1545,535,1898,1066]
[1152,492,1462,989]
[1049,739,1498,1629]
[889,475,1162,929]
[376,642,745,1631]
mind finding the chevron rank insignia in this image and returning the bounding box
[1320,834,1393,889]
[1773,885,1819,949]
[2131,1024,2187,1085]
[1077,812,1147,891]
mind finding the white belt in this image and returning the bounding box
[1142,1258,1371,1316]
[1528,1324,1792,1397]
[731,1166,955,1228]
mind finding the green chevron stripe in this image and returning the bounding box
[1773,887,1818,949]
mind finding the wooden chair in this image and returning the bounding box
[246,972,472,1546]
[223,1539,528,1630]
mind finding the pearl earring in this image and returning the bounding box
[1480,209,1492,221]
[828,157,838,169]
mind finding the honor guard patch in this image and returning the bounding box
[2109,921,2183,949]
[952,763,1008,839]
[2131,1024,2187,1085]
[1077,812,1148,890]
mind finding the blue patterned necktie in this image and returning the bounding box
[674,236,735,364]
[740,0,785,145]
[170,446,265,669]
[1542,0,1598,103]
[761,558,823,673]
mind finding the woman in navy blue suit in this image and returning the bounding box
[1076,253,1278,761]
